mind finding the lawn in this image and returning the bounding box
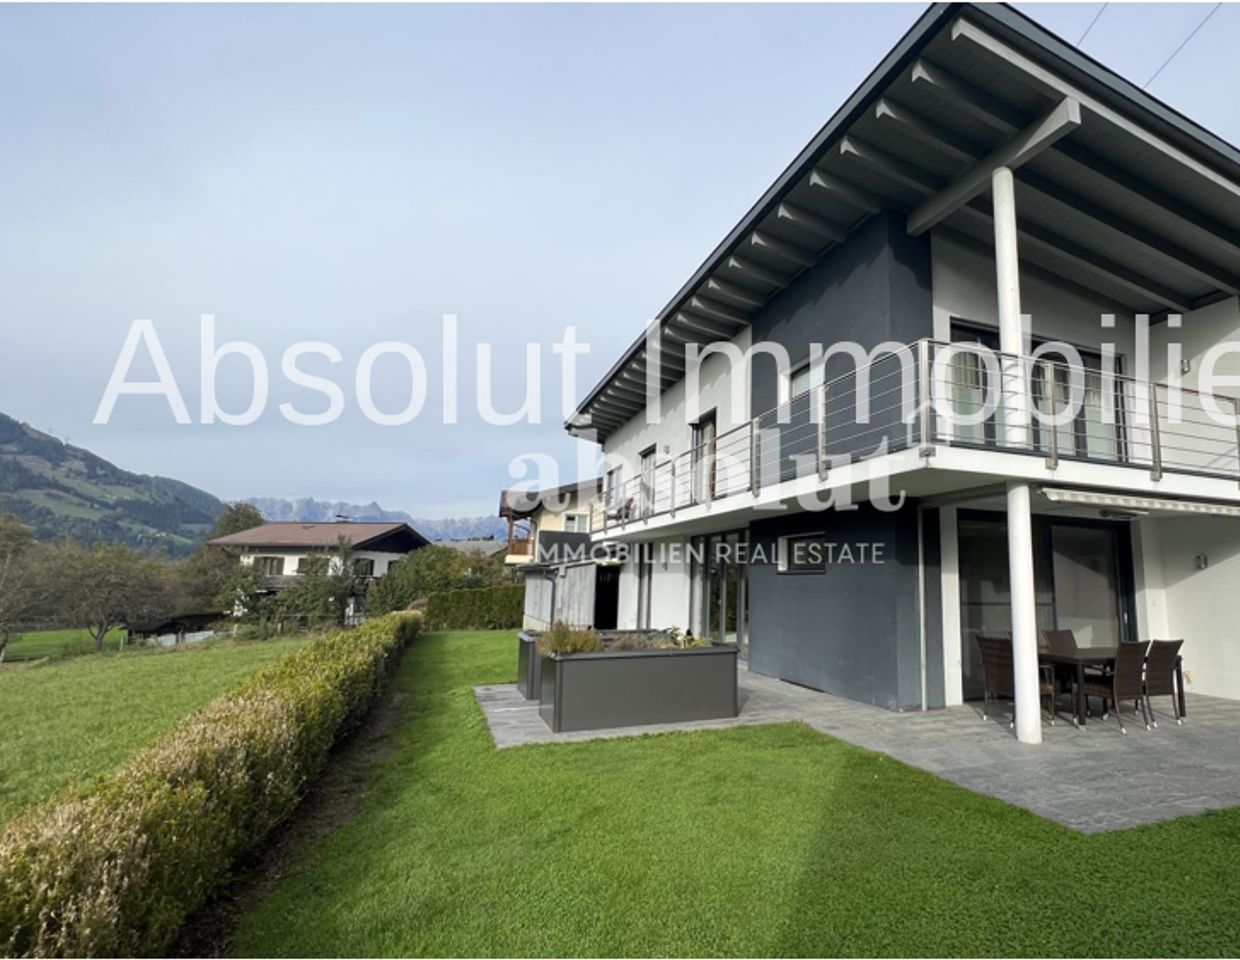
[4,627,128,660]
[234,630,1240,957]
[0,636,309,822]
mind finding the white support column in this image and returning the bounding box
[993,165,1042,745]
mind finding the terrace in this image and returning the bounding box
[479,657,1240,834]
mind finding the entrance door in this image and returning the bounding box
[593,565,620,630]
[956,513,1133,700]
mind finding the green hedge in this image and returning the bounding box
[0,611,422,958]
[425,585,523,630]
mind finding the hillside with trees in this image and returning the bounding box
[0,413,224,555]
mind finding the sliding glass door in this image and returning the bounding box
[956,513,1134,700]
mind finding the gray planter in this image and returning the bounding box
[516,632,545,700]
[538,644,739,732]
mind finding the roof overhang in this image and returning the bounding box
[567,2,1240,443]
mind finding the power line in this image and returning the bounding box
[1144,2,1222,90]
[1077,3,1108,46]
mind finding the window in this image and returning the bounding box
[353,558,375,577]
[778,534,826,574]
[253,556,284,576]
[296,556,315,574]
[639,445,657,517]
[605,466,624,510]
[783,362,823,404]
[563,513,586,533]
[691,411,717,503]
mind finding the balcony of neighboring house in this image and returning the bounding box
[590,338,1240,540]
[501,521,536,565]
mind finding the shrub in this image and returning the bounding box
[535,621,603,656]
[425,585,522,631]
[0,611,421,958]
[601,628,707,652]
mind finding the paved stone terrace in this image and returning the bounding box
[476,666,1240,833]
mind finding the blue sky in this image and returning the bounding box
[1,3,1236,517]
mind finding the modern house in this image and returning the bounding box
[498,480,620,629]
[208,520,430,622]
[565,2,1240,743]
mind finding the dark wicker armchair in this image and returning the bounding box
[1144,639,1184,727]
[1078,640,1151,733]
[976,632,1060,728]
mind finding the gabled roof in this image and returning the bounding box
[567,1,1240,442]
[208,521,429,552]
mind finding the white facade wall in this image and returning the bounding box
[615,536,693,631]
[1138,516,1240,700]
[931,233,1139,357]
[239,548,407,577]
[602,328,753,483]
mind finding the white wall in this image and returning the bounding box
[1141,516,1240,700]
[602,328,753,482]
[239,548,407,577]
[615,536,693,630]
[931,233,1138,359]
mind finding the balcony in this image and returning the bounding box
[591,339,1240,535]
[505,537,535,564]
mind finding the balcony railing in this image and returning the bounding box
[590,338,1240,533]
[506,538,534,557]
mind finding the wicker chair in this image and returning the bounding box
[1144,639,1185,727]
[1077,640,1151,733]
[976,632,1060,728]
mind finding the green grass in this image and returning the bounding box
[5,627,128,660]
[233,630,1240,957]
[0,637,309,823]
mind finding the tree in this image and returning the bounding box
[0,512,51,662]
[368,544,504,615]
[210,502,266,539]
[170,502,266,614]
[273,539,355,627]
[52,542,176,651]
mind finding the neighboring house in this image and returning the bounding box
[563,2,1240,744]
[208,521,430,622]
[498,480,619,629]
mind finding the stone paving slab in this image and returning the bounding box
[475,667,1240,833]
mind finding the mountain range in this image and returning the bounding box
[0,412,505,554]
[243,497,508,542]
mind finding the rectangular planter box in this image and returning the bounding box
[538,644,739,732]
[516,632,545,700]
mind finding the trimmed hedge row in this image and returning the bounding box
[0,611,422,958]
[426,585,523,630]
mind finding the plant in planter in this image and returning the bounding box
[535,622,603,656]
[538,623,739,732]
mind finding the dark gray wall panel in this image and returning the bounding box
[747,504,925,711]
[749,209,934,414]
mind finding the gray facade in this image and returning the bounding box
[741,208,939,711]
[747,504,935,711]
[748,208,933,413]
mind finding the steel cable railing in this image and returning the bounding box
[591,338,1240,532]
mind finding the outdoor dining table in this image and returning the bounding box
[1038,645,1187,727]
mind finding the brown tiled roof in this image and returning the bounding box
[208,521,422,550]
